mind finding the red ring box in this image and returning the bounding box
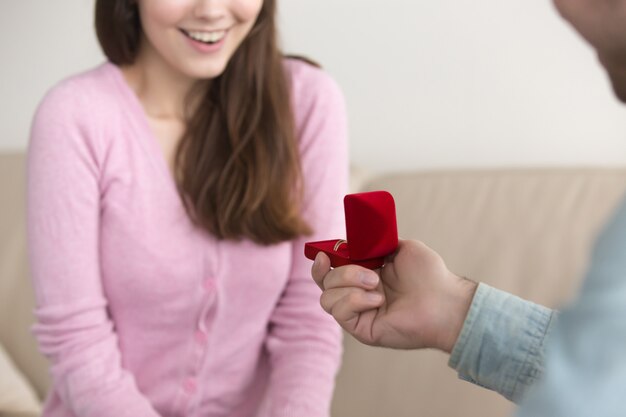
[304,191,398,269]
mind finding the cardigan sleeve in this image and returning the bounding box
[258,62,349,417]
[27,81,162,417]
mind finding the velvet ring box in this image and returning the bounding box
[304,191,399,269]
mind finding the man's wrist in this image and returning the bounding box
[437,275,478,353]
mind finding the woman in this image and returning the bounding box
[27,1,348,416]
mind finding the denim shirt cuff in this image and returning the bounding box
[448,283,557,403]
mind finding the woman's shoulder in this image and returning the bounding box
[35,62,122,122]
[31,63,126,157]
[283,56,346,115]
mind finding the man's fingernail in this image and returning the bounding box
[360,272,379,286]
[313,252,322,268]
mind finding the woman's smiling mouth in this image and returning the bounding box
[180,28,226,44]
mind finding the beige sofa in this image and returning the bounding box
[2,151,626,417]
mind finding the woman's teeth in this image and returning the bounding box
[184,30,226,44]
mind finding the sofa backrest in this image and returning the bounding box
[332,168,626,417]
[0,153,50,399]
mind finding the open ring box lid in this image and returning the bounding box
[304,191,398,269]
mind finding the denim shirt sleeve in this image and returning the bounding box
[448,283,557,403]
[516,197,626,417]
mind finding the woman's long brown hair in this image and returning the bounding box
[95,0,312,244]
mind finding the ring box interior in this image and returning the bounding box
[304,191,398,269]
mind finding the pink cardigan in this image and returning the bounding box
[27,60,348,417]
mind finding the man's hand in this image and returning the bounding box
[311,239,478,352]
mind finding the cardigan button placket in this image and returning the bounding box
[180,274,216,416]
[194,329,208,345]
[203,278,215,292]
[183,377,197,394]
[197,277,216,331]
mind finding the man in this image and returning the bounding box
[312,1,626,415]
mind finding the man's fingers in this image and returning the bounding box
[311,252,331,290]
[320,287,384,324]
[311,252,380,291]
[322,265,380,291]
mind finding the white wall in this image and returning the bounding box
[3,0,626,172]
[1,1,103,151]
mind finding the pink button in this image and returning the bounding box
[203,278,215,291]
[183,377,197,394]
[195,329,208,345]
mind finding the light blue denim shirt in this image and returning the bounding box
[517,197,626,417]
[449,196,626,416]
[448,283,557,403]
